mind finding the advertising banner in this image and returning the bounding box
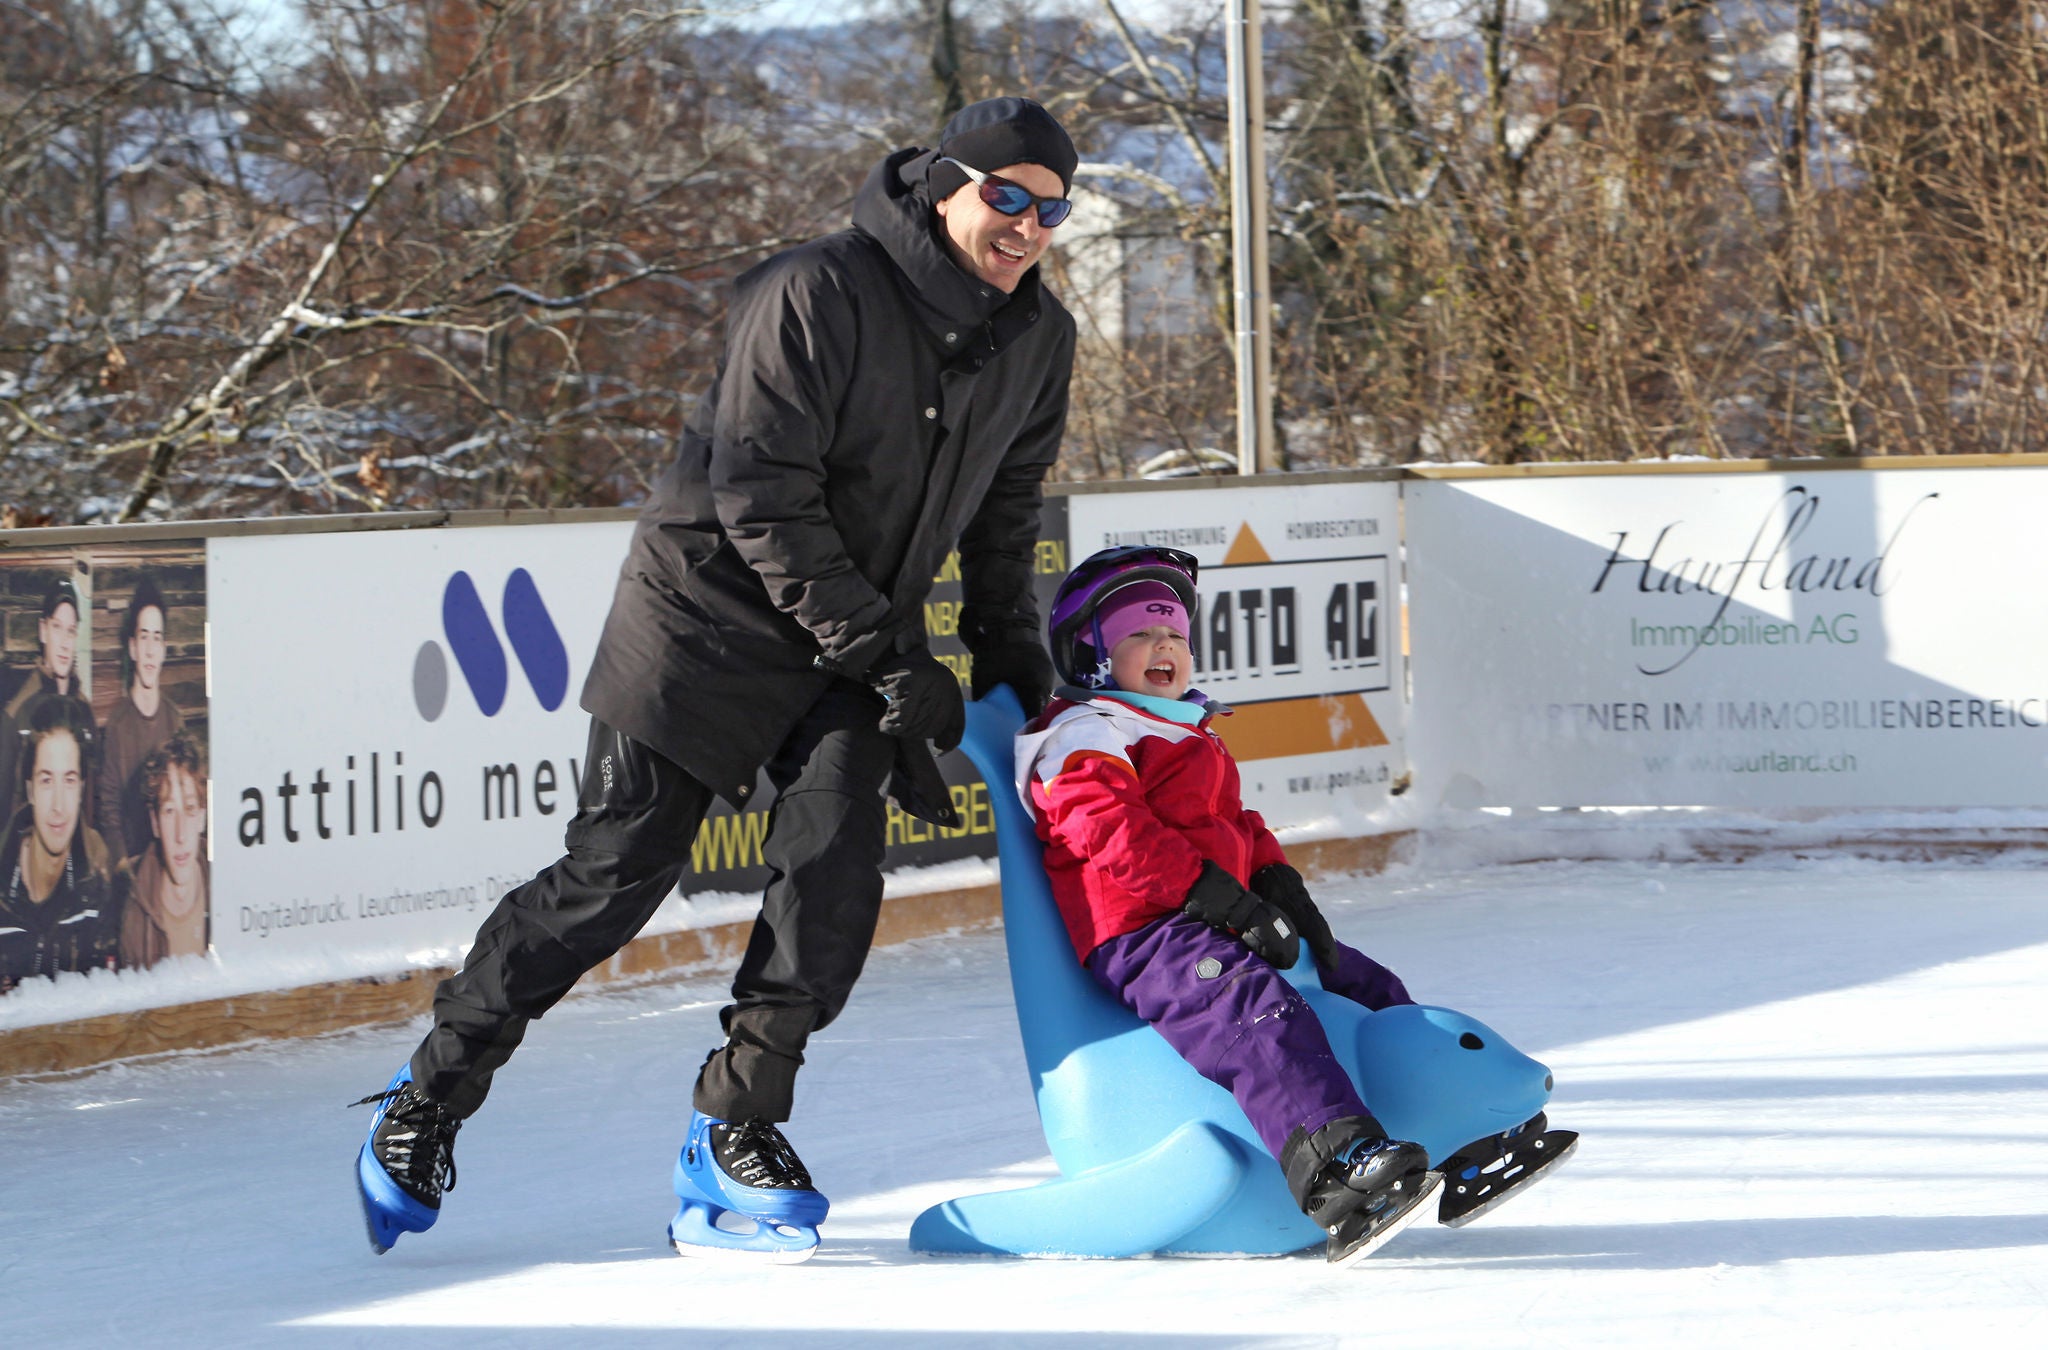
[206,508,1069,984]
[1407,468,2048,808]
[208,524,626,975]
[1065,480,1408,836]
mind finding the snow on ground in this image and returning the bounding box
[5,853,2048,1348]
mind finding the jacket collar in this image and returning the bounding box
[852,147,1045,346]
[1096,688,1211,725]
[1045,685,1231,727]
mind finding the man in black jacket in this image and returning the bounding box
[356,98,1076,1260]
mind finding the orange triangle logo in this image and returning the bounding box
[1224,524,1271,565]
[1211,694,1391,761]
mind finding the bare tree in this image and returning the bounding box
[2,0,880,520]
[10,0,2048,525]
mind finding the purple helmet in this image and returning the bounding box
[1048,545,1200,688]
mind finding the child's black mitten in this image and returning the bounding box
[1250,863,1341,972]
[1181,860,1301,969]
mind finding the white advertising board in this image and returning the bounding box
[1065,481,1408,835]
[1407,468,2048,808]
[208,524,631,974]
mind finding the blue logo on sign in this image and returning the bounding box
[414,569,569,721]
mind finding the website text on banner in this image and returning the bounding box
[1405,468,2042,809]
[1064,481,1408,838]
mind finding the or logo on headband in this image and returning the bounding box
[1146,602,1177,616]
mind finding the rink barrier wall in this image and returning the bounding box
[5,475,1419,1073]
[8,452,2048,1079]
[0,833,1405,1079]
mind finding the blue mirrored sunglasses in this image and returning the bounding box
[942,158,1073,228]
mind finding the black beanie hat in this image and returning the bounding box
[927,97,1077,203]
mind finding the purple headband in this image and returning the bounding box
[1095,581,1189,648]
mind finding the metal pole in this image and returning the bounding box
[1224,0,1275,475]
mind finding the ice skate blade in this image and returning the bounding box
[1440,1130,1578,1228]
[1326,1170,1442,1267]
[359,1188,391,1256]
[669,1200,819,1265]
[356,1141,437,1255]
[668,1234,819,1265]
[356,1152,391,1256]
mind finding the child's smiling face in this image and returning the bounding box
[1109,625,1193,699]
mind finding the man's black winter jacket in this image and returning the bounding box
[581,146,1075,818]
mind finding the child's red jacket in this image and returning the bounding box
[1015,689,1289,962]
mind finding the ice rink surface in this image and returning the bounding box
[5,854,2046,1348]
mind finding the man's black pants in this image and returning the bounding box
[409,679,896,1123]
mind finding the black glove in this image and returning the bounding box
[1250,863,1341,971]
[1181,860,1300,969]
[969,639,1056,716]
[865,649,966,752]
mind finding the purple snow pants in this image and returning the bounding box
[1084,912,1415,1162]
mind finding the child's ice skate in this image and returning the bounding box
[1437,1110,1579,1226]
[669,1111,830,1264]
[1301,1134,1440,1265]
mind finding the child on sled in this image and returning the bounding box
[1017,545,1570,1261]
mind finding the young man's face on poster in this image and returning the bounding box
[28,730,84,860]
[39,601,78,684]
[151,762,205,885]
[130,604,166,694]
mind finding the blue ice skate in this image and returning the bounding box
[353,1064,460,1255]
[669,1111,830,1263]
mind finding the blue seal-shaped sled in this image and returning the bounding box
[907,687,1555,1258]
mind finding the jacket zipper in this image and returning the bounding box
[1200,726,1239,874]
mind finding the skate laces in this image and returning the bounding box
[712,1119,815,1191]
[353,1085,461,1203]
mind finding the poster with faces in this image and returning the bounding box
[0,543,208,994]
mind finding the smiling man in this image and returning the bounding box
[932,156,1070,289]
[356,97,1080,1262]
